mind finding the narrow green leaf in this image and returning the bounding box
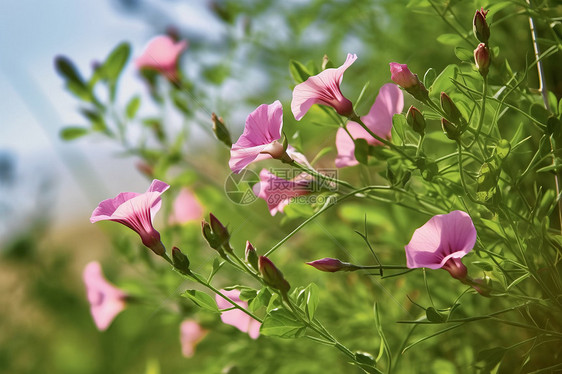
[182,289,219,313]
[289,60,311,84]
[60,126,88,141]
[472,261,493,271]
[101,42,131,83]
[304,283,319,321]
[126,96,141,119]
[260,308,306,338]
[436,33,464,46]
[54,56,86,87]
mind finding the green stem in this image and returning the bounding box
[466,77,488,149]
[350,114,415,163]
[290,160,356,191]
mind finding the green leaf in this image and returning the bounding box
[289,60,311,84]
[60,126,88,141]
[430,65,458,97]
[454,47,473,61]
[126,96,141,119]
[249,287,272,312]
[495,139,510,159]
[354,138,370,165]
[260,308,306,338]
[476,347,506,372]
[391,114,407,146]
[181,290,219,313]
[101,42,131,83]
[472,261,493,271]
[302,283,319,321]
[426,307,445,322]
[208,258,224,282]
[423,68,436,88]
[436,33,464,46]
[476,162,499,202]
[54,56,86,88]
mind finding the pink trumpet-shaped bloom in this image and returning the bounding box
[83,261,127,331]
[229,100,287,174]
[215,289,261,339]
[180,319,208,358]
[135,35,187,79]
[291,53,357,121]
[90,179,170,255]
[253,168,311,216]
[405,210,477,280]
[335,83,403,167]
[169,188,203,225]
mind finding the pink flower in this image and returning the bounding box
[306,258,358,272]
[389,63,419,89]
[252,168,311,216]
[229,100,289,174]
[404,210,477,280]
[169,188,203,225]
[215,289,261,339]
[135,35,188,80]
[83,261,127,331]
[180,319,208,358]
[335,83,403,167]
[291,53,357,121]
[90,179,170,256]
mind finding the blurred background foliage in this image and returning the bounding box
[2,0,562,373]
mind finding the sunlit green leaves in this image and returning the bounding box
[60,126,88,141]
[260,308,306,338]
[182,290,219,313]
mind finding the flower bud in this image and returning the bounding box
[212,113,232,147]
[245,241,259,270]
[440,92,465,126]
[473,8,490,44]
[389,63,429,102]
[202,220,222,250]
[209,213,230,247]
[258,256,290,294]
[306,258,360,272]
[406,106,426,136]
[474,43,490,77]
[441,118,460,141]
[172,246,191,274]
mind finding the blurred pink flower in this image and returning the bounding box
[405,210,477,280]
[83,261,127,331]
[291,53,357,120]
[180,319,208,358]
[252,168,311,216]
[90,179,170,255]
[169,188,203,225]
[229,100,287,174]
[389,63,418,89]
[215,289,261,339]
[135,35,187,79]
[335,83,403,167]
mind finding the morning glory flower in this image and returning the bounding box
[404,210,477,280]
[83,261,127,331]
[135,35,188,80]
[291,53,357,121]
[90,179,169,256]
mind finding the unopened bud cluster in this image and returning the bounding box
[472,8,491,77]
[202,213,231,255]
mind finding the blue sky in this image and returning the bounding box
[0,1,219,239]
